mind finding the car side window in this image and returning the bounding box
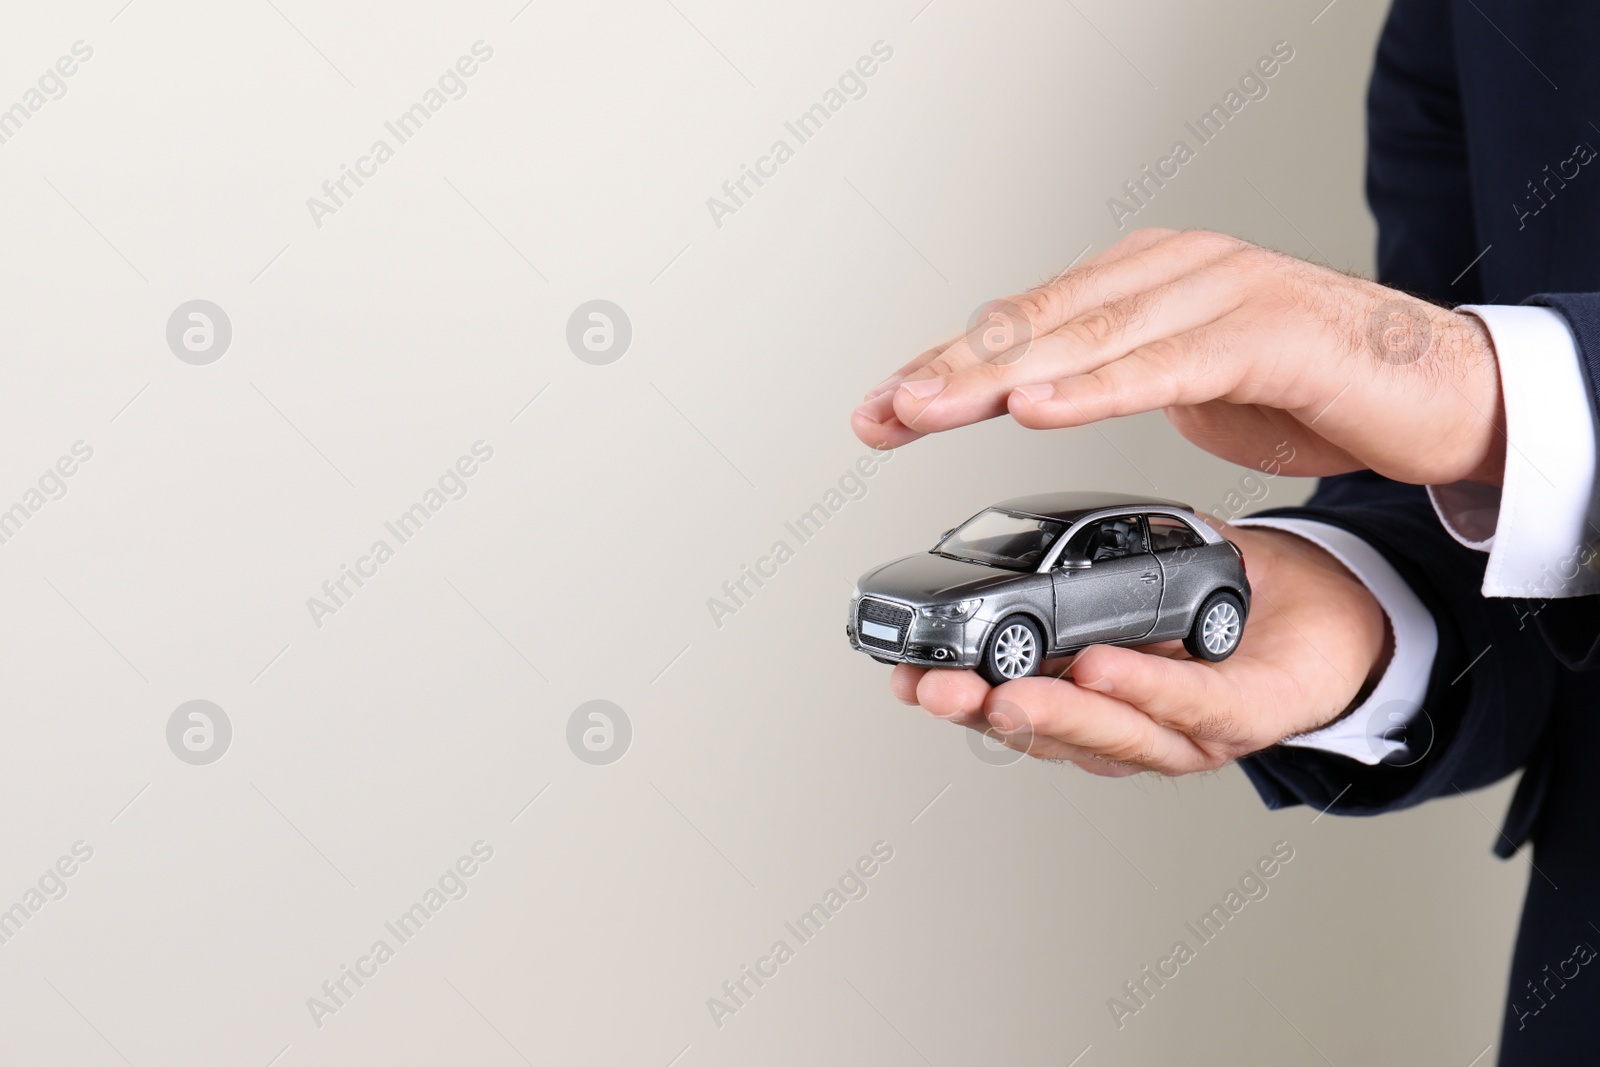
[1147,515,1205,553]
[1069,516,1148,562]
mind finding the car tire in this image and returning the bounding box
[980,615,1044,685]
[870,655,897,666]
[1185,590,1245,662]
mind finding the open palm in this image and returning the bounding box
[888,522,1389,775]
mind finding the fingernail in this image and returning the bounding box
[988,711,1015,732]
[854,391,895,424]
[1077,675,1114,693]
[898,377,945,400]
[1013,383,1054,402]
[863,377,900,401]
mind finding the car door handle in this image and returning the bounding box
[1139,573,1158,583]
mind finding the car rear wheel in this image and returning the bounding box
[980,616,1043,685]
[1185,591,1244,661]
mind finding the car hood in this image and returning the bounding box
[857,553,1024,603]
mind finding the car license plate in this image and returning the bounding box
[861,621,900,643]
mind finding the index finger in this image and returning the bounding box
[983,675,1213,774]
[850,228,1181,449]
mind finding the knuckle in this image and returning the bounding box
[1136,335,1186,366]
[1102,734,1152,765]
[1176,229,1245,259]
[1112,227,1168,251]
[1134,226,1181,245]
[1033,256,1111,315]
[1012,286,1063,325]
[1188,712,1243,745]
[1129,341,1190,396]
[968,358,1012,384]
[1221,244,1282,281]
[1074,755,1125,777]
[1200,744,1248,771]
[1021,269,1094,327]
[1065,308,1121,348]
[1102,291,1151,332]
[1143,700,1195,732]
[1193,718,1256,767]
[1072,369,1115,408]
[1129,750,1163,772]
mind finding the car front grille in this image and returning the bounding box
[857,597,913,651]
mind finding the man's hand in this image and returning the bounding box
[889,524,1389,775]
[852,228,1504,487]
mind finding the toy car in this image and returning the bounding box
[847,492,1250,685]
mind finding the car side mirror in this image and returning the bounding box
[1057,552,1091,571]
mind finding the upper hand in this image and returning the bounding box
[852,228,1505,487]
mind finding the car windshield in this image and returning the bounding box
[935,510,1066,571]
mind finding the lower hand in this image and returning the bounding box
[852,228,1504,487]
[889,523,1389,775]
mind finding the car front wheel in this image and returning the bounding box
[1185,591,1245,661]
[980,616,1043,685]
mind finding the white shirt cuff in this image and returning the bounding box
[1429,305,1600,598]
[1233,517,1437,765]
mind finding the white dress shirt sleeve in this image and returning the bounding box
[1428,305,1600,598]
[1231,517,1437,765]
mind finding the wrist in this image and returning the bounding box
[1299,535,1390,702]
[1230,525,1389,712]
[1313,612,1392,731]
[1362,608,1395,692]
[1445,310,1506,486]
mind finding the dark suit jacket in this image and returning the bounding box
[1238,1,1600,1059]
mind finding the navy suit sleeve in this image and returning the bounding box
[1366,0,1482,304]
[1236,0,1600,854]
[1237,475,1559,856]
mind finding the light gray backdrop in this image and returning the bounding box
[0,0,1524,1064]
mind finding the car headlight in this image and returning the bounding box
[921,598,981,622]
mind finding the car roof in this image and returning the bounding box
[991,491,1193,522]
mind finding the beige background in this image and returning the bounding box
[0,0,1524,1064]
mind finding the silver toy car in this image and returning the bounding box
[847,492,1250,685]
